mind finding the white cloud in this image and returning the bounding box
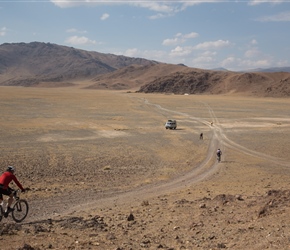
[244,48,260,58]
[220,38,278,70]
[66,28,87,34]
[142,49,168,61]
[124,48,139,57]
[50,0,80,8]
[192,55,215,64]
[189,50,217,68]
[121,48,167,62]
[101,13,110,21]
[169,46,192,57]
[251,39,258,45]
[134,2,178,13]
[0,27,7,36]
[163,37,181,46]
[241,59,271,68]
[248,0,287,6]
[65,36,97,46]
[49,0,289,20]
[162,32,199,46]
[148,13,168,20]
[256,11,290,22]
[221,56,271,71]
[201,51,217,57]
[221,56,237,67]
[180,0,208,10]
[194,40,231,50]
[50,0,178,13]
[66,28,78,33]
[116,42,284,71]
[49,0,212,13]
[184,32,199,39]
[248,0,266,6]
[276,59,289,67]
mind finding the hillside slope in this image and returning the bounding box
[87,63,193,90]
[0,42,158,86]
[138,69,290,97]
[1,42,290,97]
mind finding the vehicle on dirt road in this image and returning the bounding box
[165,120,177,129]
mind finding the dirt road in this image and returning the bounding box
[1,88,290,249]
[27,96,221,222]
[25,93,290,222]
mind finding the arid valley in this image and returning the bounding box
[1,86,290,250]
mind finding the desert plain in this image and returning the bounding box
[1,86,290,249]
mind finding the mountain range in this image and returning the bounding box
[0,42,289,97]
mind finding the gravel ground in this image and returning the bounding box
[1,87,290,249]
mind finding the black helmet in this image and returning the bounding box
[7,166,15,172]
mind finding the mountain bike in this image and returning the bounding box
[217,154,221,162]
[0,189,29,223]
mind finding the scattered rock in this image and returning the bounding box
[106,233,116,240]
[199,203,206,208]
[217,242,226,248]
[0,223,22,236]
[127,213,134,221]
[17,244,39,250]
[141,200,150,206]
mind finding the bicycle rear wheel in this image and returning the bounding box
[12,199,29,223]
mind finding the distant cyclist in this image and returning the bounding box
[0,166,26,217]
[216,149,222,162]
[200,133,203,140]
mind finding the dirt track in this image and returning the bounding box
[1,87,290,249]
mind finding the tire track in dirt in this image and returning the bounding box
[71,99,225,213]
[145,99,289,169]
[26,98,288,223]
[203,102,289,167]
[26,99,222,223]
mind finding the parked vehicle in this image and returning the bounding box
[165,120,177,129]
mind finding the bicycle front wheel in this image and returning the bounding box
[12,199,29,223]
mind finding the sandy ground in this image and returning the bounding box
[1,87,290,249]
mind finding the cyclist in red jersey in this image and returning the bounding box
[0,166,26,217]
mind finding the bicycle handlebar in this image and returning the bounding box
[12,188,30,199]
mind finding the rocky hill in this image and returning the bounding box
[89,63,290,97]
[88,63,193,90]
[0,42,158,87]
[138,69,290,97]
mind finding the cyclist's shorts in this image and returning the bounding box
[0,185,13,199]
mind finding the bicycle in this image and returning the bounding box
[217,154,221,163]
[0,189,29,223]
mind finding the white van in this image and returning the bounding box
[165,120,177,129]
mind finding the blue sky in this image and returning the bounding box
[0,1,289,71]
